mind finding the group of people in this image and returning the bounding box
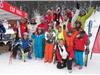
[0,3,95,73]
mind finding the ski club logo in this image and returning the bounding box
[0,1,3,9]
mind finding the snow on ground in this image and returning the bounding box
[0,52,100,75]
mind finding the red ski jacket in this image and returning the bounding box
[56,45,68,63]
[67,22,73,31]
[37,23,48,32]
[74,33,89,51]
[20,22,27,38]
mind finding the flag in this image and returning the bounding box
[92,28,100,53]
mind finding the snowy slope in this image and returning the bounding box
[0,52,100,75]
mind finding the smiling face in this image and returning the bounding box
[58,39,64,46]
[38,28,42,34]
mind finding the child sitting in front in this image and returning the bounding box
[21,32,32,60]
[12,32,32,61]
[56,39,74,73]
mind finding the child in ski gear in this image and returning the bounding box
[54,22,64,40]
[14,32,32,60]
[63,30,78,59]
[63,28,78,72]
[56,39,73,73]
[31,27,45,59]
[21,32,32,59]
[44,25,56,63]
[74,30,89,69]
[56,39,68,69]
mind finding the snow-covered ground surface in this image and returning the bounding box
[0,52,100,75]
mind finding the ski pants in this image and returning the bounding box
[44,43,54,62]
[75,50,84,66]
[57,58,73,70]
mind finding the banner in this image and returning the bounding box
[92,28,100,53]
[0,1,28,19]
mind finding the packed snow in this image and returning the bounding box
[0,52,100,75]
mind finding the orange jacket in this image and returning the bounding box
[63,30,78,58]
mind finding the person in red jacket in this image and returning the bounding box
[53,7,63,26]
[74,30,89,69]
[66,9,73,22]
[67,20,73,31]
[56,39,73,73]
[37,17,48,32]
[44,9,54,24]
[20,18,28,38]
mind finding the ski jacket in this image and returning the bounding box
[54,24,64,40]
[77,7,94,29]
[74,33,89,51]
[67,22,73,31]
[31,33,45,49]
[45,31,56,43]
[63,30,78,58]
[22,39,31,50]
[20,22,28,38]
[56,45,68,63]
[37,23,48,32]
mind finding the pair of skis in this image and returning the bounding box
[9,21,26,64]
[18,39,26,62]
[9,40,26,64]
[84,20,93,67]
